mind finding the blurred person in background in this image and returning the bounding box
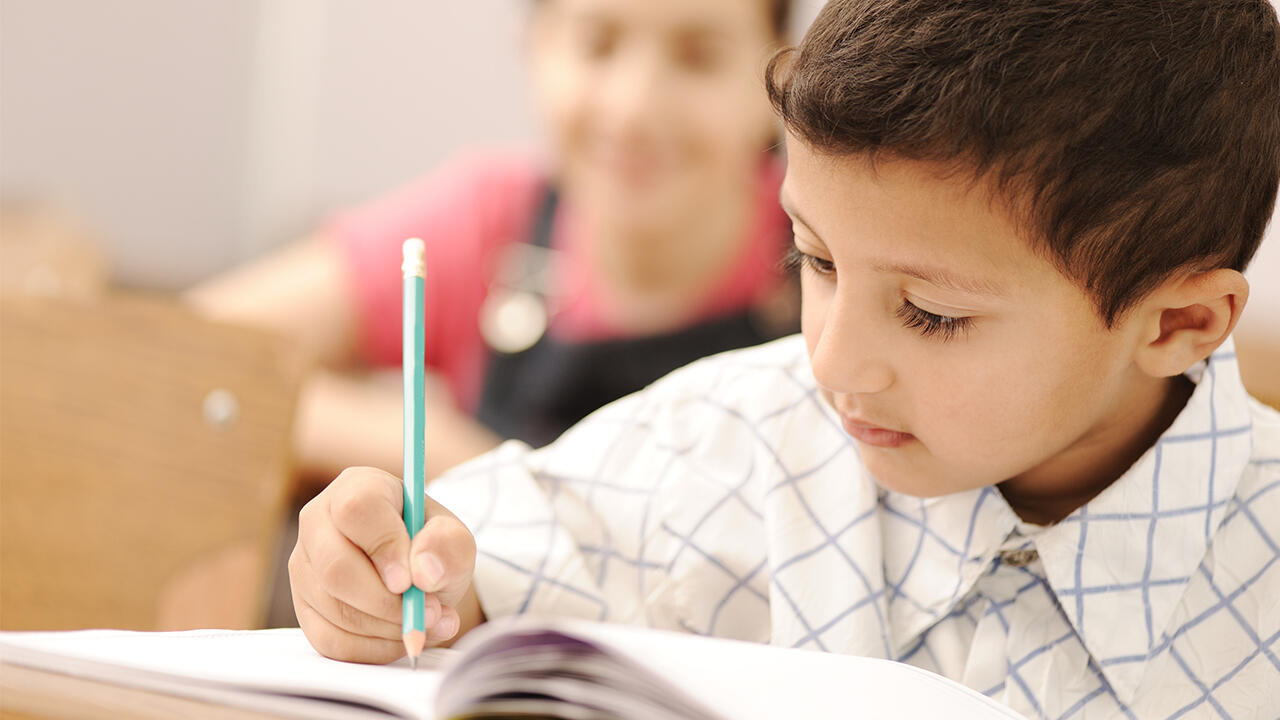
[188,0,798,486]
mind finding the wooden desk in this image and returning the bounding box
[0,661,285,720]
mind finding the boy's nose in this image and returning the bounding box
[808,295,894,396]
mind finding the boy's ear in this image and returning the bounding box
[1133,269,1249,378]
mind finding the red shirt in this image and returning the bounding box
[328,149,789,412]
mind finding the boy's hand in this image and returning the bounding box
[289,466,480,664]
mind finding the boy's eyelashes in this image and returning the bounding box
[782,246,834,275]
[784,246,974,342]
[897,300,973,342]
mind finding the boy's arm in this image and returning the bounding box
[426,351,759,630]
[293,384,685,665]
[295,338,794,659]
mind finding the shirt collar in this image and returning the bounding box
[1032,341,1255,703]
[881,341,1256,704]
[880,485,1021,652]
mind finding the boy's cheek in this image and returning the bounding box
[903,386,1044,484]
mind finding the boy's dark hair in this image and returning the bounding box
[768,0,1280,325]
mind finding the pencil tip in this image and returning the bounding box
[403,630,426,667]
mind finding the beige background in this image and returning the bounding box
[0,0,534,287]
[0,0,1273,335]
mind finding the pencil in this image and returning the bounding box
[401,238,427,668]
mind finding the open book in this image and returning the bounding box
[0,617,1026,719]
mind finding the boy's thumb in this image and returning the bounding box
[410,513,476,606]
[370,534,413,595]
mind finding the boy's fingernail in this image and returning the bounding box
[436,613,458,638]
[417,553,445,588]
[383,563,409,591]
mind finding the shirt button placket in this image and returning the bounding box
[999,548,1039,568]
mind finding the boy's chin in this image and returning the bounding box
[861,453,985,499]
[866,472,956,498]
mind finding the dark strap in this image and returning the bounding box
[476,310,778,448]
[530,186,558,250]
[474,183,798,448]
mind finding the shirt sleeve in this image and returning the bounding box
[324,150,542,409]
[427,341,800,639]
[428,393,682,628]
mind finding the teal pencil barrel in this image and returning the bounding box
[401,248,427,637]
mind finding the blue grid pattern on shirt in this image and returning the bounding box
[436,339,1280,719]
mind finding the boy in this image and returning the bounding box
[289,1,1280,717]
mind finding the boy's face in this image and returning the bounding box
[782,135,1157,500]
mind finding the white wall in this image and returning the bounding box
[0,0,260,287]
[0,0,533,288]
[239,1,536,267]
[0,0,1275,332]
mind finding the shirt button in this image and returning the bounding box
[1000,548,1039,567]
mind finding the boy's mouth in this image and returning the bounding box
[840,417,916,448]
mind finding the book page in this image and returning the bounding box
[3,622,1028,719]
[0,628,448,720]
[549,620,1028,720]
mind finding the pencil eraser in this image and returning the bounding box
[401,238,426,277]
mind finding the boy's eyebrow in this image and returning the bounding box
[780,191,1007,298]
[871,261,1007,298]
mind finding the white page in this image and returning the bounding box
[551,621,1029,720]
[3,622,1028,719]
[0,628,447,720]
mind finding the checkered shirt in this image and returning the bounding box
[430,335,1280,719]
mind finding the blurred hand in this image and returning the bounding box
[289,466,481,663]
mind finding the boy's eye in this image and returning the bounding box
[896,300,972,342]
[782,246,835,276]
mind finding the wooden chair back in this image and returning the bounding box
[0,294,305,631]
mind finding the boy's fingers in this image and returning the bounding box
[328,467,413,594]
[305,508,403,623]
[289,544,402,640]
[294,594,405,665]
[409,511,476,606]
[425,606,461,645]
[423,592,442,630]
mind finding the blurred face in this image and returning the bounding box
[782,135,1157,499]
[529,0,779,230]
